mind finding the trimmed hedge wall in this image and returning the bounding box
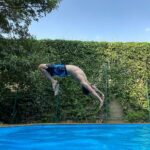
[0,39,150,123]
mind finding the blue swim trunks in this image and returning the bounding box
[46,64,68,77]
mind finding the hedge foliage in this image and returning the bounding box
[0,39,150,123]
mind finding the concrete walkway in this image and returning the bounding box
[105,99,125,123]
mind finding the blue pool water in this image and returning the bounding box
[0,124,150,150]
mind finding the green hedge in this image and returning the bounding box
[0,39,150,123]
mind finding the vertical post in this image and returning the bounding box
[11,94,18,124]
[103,62,109,120]
[146,60,150,122]
[54,90,61,122]
[146,79,150,122]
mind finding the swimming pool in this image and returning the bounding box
[0,124,150,150]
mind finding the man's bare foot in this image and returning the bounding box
[52,81,59,96]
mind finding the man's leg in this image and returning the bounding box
[38,64,59,95]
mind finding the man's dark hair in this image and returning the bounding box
[82,86,90,95]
